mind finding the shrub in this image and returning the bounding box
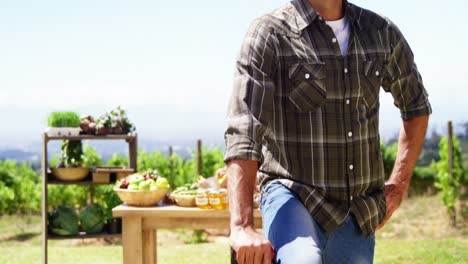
[82,144,103,167]
[413,166,437,181]
[199,146,225,178]
[47,185,89,211]
[93,185,122,222]
[107,153,129,167]
[138,150,196,189]
[432,135,465,226]
[0,148,226,214]
[0,160,41,214]
[380,141,398,178]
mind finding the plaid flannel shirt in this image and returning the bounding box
[224,0,432,236]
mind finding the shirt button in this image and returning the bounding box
[350,195,353,201]
[375,71,380,76]
[344,68,348,74]
[348,131,353,137]
[346,99,350,105]
[349,164,354,170]
[332,38,337,43]
[305,73,310,79]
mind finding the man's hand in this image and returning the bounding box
[227,160,274,264]
[376,181,407,230]
[376,115,429,231]
[230,226,274,264]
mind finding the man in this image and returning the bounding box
[224,0,431,263]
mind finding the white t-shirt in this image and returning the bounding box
[325,17,350,56]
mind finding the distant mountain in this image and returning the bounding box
[0,149,40,162]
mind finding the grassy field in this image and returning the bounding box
[0,195,466,264]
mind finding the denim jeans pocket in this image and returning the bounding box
[260,181,285,211]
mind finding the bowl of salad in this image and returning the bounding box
[170,183,199,207]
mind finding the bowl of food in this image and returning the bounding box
[114,171,169,207]
[52,167,90,181]
[171,193,196,207]
[170,184,199,207]
[51,140,89,181]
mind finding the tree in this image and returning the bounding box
[432,135,465,226]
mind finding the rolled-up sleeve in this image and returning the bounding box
[224,18,277,164]
[382,21,432,120]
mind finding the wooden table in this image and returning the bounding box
[113,204,263,264]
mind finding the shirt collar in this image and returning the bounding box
[291,0,359,31]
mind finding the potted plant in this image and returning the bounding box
[96,106,135,135]
[95,114,113,135]
[46,111,81,136]
[51,140,89,181]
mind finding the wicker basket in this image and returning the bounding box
[172,194,196,207]
[51,167,89,181]
[114,187,168,207]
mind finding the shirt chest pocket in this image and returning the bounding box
[361,60,387,110]
[287,62,326,112]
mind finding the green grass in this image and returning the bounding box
[0,195,466,264]
[0,239,466,264]
[375,240,468,264]
[0,244,232,264]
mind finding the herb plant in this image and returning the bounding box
[48,112,81,127]
[60,140,84,167]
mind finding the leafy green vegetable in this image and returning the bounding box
[175,190,198,195]
[48,112,81,127]
[48,206,80,236]
[79,204,106,234]
[60,140,83,167]
[172,183,198,195]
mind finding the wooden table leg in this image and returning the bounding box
[143,229,157,264]
[122,217,143,264]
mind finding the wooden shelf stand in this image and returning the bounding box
[41,132,138,264]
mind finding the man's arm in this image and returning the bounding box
[228,160,272,264]
[376,114,429,230]
[224,17,277,264]
[378,19,432,229]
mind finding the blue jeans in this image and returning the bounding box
[260,182,375,264]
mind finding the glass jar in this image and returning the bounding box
[219,188,228,209]
[208,189,223,210]
[195,189,210,209]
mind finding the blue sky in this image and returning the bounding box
[0,0,466,147]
